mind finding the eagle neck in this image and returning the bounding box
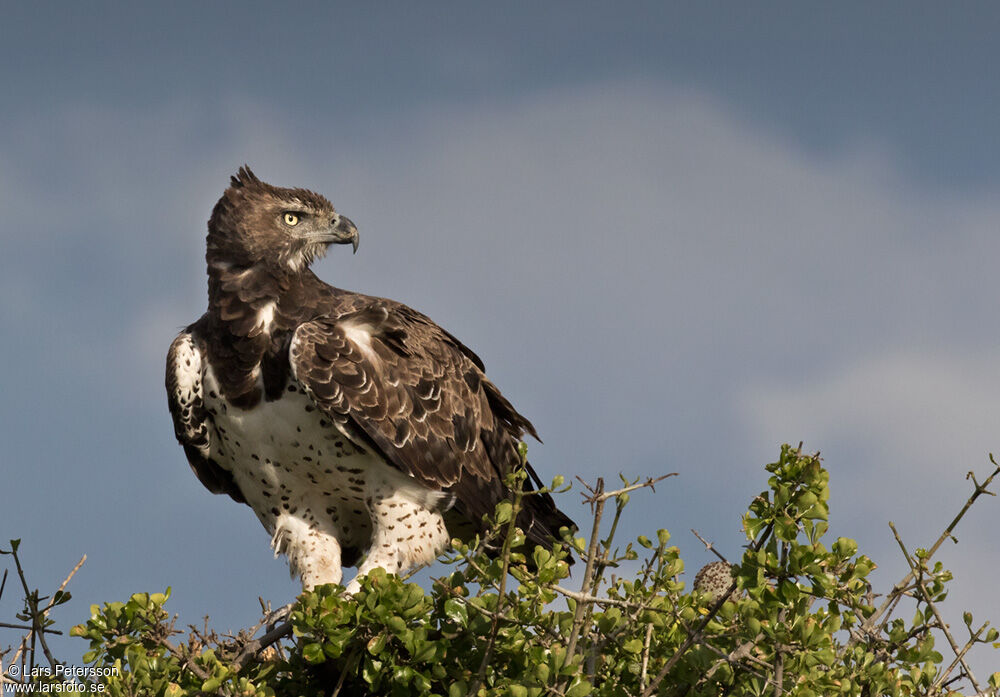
[203,263,317,407]
[206,263,332,338]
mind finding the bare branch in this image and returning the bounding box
[580,474,677,506]
[690,529,729,563]
[936,620,989,693]
[230,604,296,673]
[639,623,653,693]
[564,477,606,664]
[859,459,1000,644]
[889,522,981,694]
[230,622,293,673]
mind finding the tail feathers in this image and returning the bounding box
[518,491,577,568]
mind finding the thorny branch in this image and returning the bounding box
[563,475,676,672]
[690,528,730,564]
[2,545,85,679]
[890,522,982,693]
[855,457,1000,647]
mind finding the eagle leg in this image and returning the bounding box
[270,514,345,590]
[345,493,451,594]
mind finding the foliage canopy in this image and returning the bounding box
[4,445,1000,695]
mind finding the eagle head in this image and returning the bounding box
[207,166,358,272]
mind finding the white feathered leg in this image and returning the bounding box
[271,514,344,590]
[345,492,450,594]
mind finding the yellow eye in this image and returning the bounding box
[283,212,299,226]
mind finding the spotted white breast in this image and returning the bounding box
[201,361,452,592]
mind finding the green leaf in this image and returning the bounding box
[200,677,222,692]
[302,642,325,664]
[443,598,469,627]
[833,537,858,558]
[496,502,514,524]
[778,579,800,603]
[622,638,643,654]
[362,657,384,686]
[367,632,387,655]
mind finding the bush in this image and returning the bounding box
[4,444,1000,695]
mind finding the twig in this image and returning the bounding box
[774,648,784,697]
[935,620,988,692]
[639,623,653,693]
[691,529,729,563]
[642,586,739,694]
[578,487,631,663]
[331,646,360,697]
[0,623,61,634]
[9,546,56,673]
[564,478,605,664]
[580,474,676,506]
[230,622,292,672]
[549,585,663,612]
[8,554,85,670]
[857,459,1000,645]
[470,464,528,694]
[155,635,212,682]
[53,555,87,599]
[889,522,981,694]
[697,639,772,687]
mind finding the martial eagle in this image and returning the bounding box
[166,167,574,592]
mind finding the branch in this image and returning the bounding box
[564,477,606,664]
[9,547,56,673]
[229,604,296,673]
[858,458,1000,644]
[578,474,677,506]
[889,522,981,694]
[470,462,528,694]
[935,620,989,693]
[690,529,729,564]
[0,623,61,634]
[639,623,653,693]
[7,553,84,671]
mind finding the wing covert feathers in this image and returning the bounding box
[290,300,573,547]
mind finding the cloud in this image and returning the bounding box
[740,350,1000,500]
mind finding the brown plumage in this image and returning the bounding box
[166,166,574,591]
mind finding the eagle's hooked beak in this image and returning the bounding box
[332,215,359,254]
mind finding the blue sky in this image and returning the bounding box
[2,1,1000,680]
